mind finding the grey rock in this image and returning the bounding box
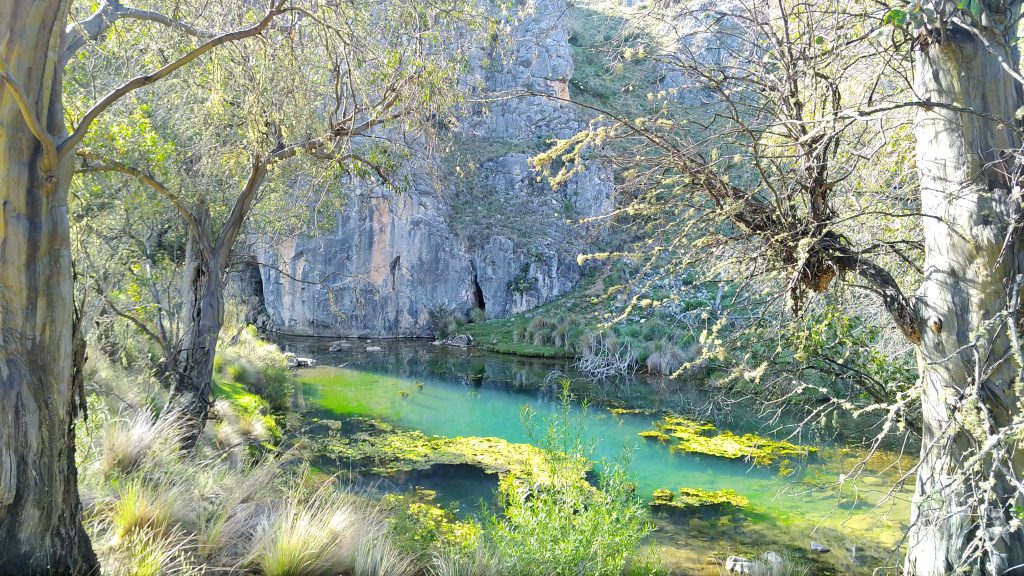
[252,0,614,338]
[725,556,752,574]
[810,541,831,554]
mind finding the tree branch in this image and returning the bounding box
[74,149,211,260]
[0,57,58,170]
[58,0,288,158]
[831,245,921,344]
[64,0,221,64]
[214,156,269,264]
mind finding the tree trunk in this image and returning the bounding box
[0,1,99,573]
[161,201,225,448]
[908,15,1024,575]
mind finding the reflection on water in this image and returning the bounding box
[280,336,912,575]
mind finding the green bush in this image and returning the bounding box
[469,307,487,323]
[255,366,294,412]
[483,383,654,576]
[428,306,462,339]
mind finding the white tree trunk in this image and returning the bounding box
[0,1,98,572]
[909,15,1024,575]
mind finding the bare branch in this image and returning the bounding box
[64,0,221,64]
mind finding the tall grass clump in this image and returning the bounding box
[216,325,295,412]
[644,340,685,376]
[101,410,182,477]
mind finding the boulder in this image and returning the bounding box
[725,556,752,574]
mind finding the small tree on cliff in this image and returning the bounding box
[537,0,1024,572]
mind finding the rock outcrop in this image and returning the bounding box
[254,0,614,337]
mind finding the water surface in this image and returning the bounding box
[282,336,912,575]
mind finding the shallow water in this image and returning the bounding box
[282,336,912,575]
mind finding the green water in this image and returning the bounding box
[285,337,912,574]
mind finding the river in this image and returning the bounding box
[279,336,912,575]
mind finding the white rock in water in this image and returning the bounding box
[366,346,383,352]
[810,541,831,553]
[726,556,753,574]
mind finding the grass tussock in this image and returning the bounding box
[79,328,661,576]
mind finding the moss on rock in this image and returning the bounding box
[640,415,814,466]
[311,417,588,486]
[649,487,749,513]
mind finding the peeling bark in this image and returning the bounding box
[0,1,98,572]
[906,17,1024,575]
[161,201,224,448]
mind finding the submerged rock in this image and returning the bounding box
[284,353,316,368]
[810,541,831,553]
[640,415,815,466]
[434,334,473,348]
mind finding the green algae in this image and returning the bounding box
[638,430,671,442]
[640,415,814,466]
[649,487,749,513]
[310,417,588,486]
[383,487,482,552]
[607,407,657,416]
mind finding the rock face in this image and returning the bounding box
[255,0,614,337]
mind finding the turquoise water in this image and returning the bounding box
[285,337,912,574]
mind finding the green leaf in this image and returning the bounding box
[882,8,907,26]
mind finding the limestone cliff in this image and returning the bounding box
[254,0,614,337]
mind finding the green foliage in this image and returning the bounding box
[428,305,463,339]
[215,327,296,415]
[508,264,538,294]
[483,383,654,576]
[469,307,487,323]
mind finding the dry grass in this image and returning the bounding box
[101,410,182,477]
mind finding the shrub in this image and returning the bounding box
[428,306,462,339]
[484,384,653,576]
[469,307,487,323]
[255,366,294,412]
[645,340,685,376]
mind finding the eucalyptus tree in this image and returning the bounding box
[0,0,484,571]
[70,0,481,447]
[538,0,1024,572]
[0,2,300,571]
